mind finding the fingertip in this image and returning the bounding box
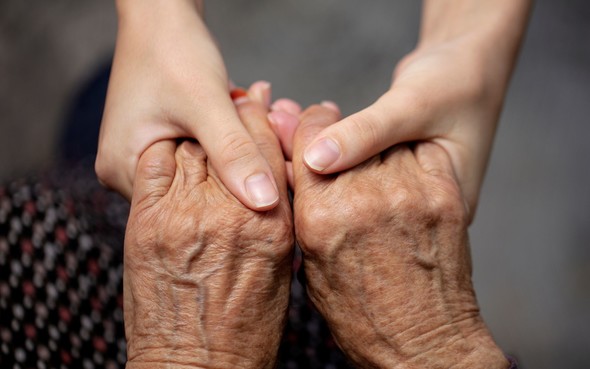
[271,98,302,116]
[320,100,341,115]
[291,104,344,186]
[244,172,280,211]
[267,110,300,160]
[248,81,272,108]
[303,137,342,173]
[285,161,294,190]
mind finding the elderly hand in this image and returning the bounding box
[123,85,293,369]
[290,105,509,369]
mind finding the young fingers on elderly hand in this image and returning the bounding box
[229,82,289,206]
[301,91,436,176]
[267,99,301,161]
[292,104,342,191]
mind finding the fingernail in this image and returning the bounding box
[249,81,271,107]
[245,173,279,208]
[321,100,340,113]
[304,138,341,172]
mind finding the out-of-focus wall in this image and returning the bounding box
[1,1,589,368]
[0,1,116,179]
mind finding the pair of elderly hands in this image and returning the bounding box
[123,83,508,369]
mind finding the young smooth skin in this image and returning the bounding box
[97,0,280,210]
[302,0,532,219]
[98,1,531,220]
[123,86,293,369]
[292,105,508,369]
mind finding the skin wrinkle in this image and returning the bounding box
[124,138,291,369]
[356,242,406,363]
[129,346,254,369]
[292,106,506,368]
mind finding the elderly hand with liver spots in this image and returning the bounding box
[122,84,293,369]
[283,104,510,369]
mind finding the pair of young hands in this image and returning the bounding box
[96,0,508,221]
[123,85,507,369]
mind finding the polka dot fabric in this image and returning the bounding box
[0,170,352,369]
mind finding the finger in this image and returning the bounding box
[302,89,436,174]
[319,100,341,115]
[381,143,420,178]
[292,105,342,191]
[174,140,209,188]
[285,161,294,190]
[248,80,272,109]
[186,84,280,211]
[132,140,177,208]
[271,98,302,116]
[267,110,299,161]
[229,83,288,204]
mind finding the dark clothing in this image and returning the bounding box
[0,169,352,369]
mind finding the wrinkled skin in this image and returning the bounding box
[291,106,508,369]
[123,94,292,369]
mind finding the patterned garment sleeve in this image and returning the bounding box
[0,170,353,369]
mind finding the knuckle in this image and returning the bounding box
[253,135,280,156]
[296,187,386,257]
[219,130,261,168]
[427,184,468,226]
[390,181,467,228]
[346,111,382,151]
[295,202,337,257]
[208,203,294,259]
[388,186,415,213]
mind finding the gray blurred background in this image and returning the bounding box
[1,1,589,368]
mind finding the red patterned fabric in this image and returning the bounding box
[0,172,351,369]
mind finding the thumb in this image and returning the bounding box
[302,90,437,174]
[132,140,177,208]
[183,84,280,211]
[292,104,342,191]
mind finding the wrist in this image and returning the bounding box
[126,348,274,369]
[419,0,532,49]
[115,0,202,27]
[416,0,532,92]
[399,324,508,369]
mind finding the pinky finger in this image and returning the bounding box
[268,110,300,161]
